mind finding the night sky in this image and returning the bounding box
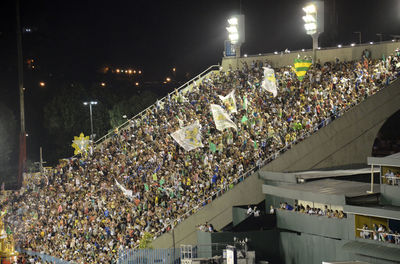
[0,0,399,162]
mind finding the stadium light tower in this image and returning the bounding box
[302,1,324,63]
[225,14,245,58]
[83,101,98,140]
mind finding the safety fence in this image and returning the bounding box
[117,248,181,264]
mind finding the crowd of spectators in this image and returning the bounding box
[277,202,346,219]
[360,223,400,244]
[196,222,216,233]
[0,48,399,263]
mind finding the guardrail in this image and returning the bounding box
[94,64,220,147]
[357,228,400,242]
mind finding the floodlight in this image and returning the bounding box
[226,26,238,33]
[303,4,316,13]
[228,17,238,25]
[302,15,316,23]
[229,33,239,43]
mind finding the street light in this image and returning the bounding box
[83,101,98,140]
[302,1,324,63]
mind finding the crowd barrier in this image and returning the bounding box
[117,248,180,264]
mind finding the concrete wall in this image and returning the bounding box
[232,207,249,227]
[380,184,400,206]
[259,78,400,173]
[151,172,266,248]
[278,231,398,264]
[276,210,354,240]
[221,41,400,70]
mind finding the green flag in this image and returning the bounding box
[294,59,312,81]
[209,142,217,153]
[144,184,149,191]
[159,178,165,185]
[241,115,248,123]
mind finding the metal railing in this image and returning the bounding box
[94,64,220,146]
[117,248,181,264]
[357,228,400,243]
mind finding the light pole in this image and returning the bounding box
[83,101,98,140]
[226,14,245,66]
[302,1,324,63]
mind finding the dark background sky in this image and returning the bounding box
[0,0,399,163]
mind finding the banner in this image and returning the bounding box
[115,179,133,200]
[171,120,204,151]
[261,67,278,97]
[71,133,90,155]
[218,90,237,113]
[294,58,312,81]
[210,104,237,131]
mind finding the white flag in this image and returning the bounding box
[171,120,204,151]
[261,67,278,97]
[218,90,237,113]
[211,104,237,131]
[115,179,133,200]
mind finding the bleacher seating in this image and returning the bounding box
[1,48,400,263]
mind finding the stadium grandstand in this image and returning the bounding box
[1,41,400,263]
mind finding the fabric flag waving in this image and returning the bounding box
[115,179,133,200]
[218,90,237,113]
[171,120,204,151]
[261,67,278,97]
[71,133,90,155]
[210,104,238,131]
[294,58,312,81]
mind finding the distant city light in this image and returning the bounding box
[337,44,342,48]
[116,69,120,73]
[369,41,374,44]
[350,43,356,47]
[138,70,142,74]
[128,69,132,74]
[135,82,139,86]
[100,82,106,87]
[166,77,171,82]
[172,68,176,72]
[133,70,137,74]
[39,82,45,87]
